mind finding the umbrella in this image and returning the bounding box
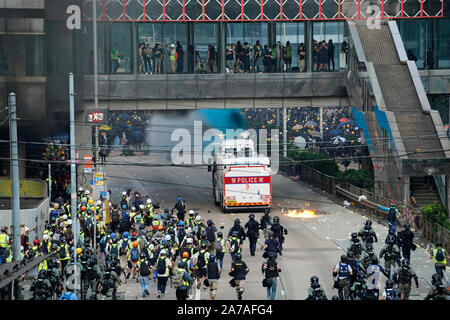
[118,113,131,121]
[99,125,112,131]
[332,136,346,145]
[292,124,303,130]
[305,120,318,128]
[329,129,343,136]
[339,117,350,123]
[293,136,307,150]
[309,131,322,138]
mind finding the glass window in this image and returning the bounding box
[164,23,187,73]
[110,23,132,73]
[194,23,218,73]
[137,23,163,74]
[398,20,432,69]
[81,22,106,74]
[0,35,44,76]
[437,19,450,68]
[276,22,305,72]
[312,22,345,72]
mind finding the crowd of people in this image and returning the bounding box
[17,187,289,300]
[97,111,148,160]
[114,39,349,75]
[241,106,363,168]
[308,201,449,300]
[0,186,446,300]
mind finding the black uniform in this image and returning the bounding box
[244,217,260,256]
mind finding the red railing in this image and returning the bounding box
[82,0,444,22]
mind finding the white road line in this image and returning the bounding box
[195,286,201,300]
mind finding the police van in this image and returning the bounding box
[208,133,271,212]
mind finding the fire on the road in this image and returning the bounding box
[286,208,317,218]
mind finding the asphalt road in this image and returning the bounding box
[102,154,445,300]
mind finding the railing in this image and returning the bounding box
[418,219,449,251]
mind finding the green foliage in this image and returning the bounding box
[286,144,339,177]
[421,202,450,230]
[337,169,373,190]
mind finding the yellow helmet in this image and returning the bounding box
[88,199,94,205]
[76,248,82,254]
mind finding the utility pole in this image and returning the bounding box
[8,93,22,300]
[48,163,51,201]
[69,73,79,296]
[93,0,100,171]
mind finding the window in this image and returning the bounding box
[81,22,106,74]
[312,22,345,71]
[164,23,187,73]
[110,23,132,73]
[276,22,305,71]
[0,35,44,76]
[194,23,219,73]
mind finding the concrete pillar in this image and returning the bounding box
[319,106,323,137]
[283,106,287,158]
[401,175,410,207]
[219,22,226,73]
[305,21,313,73]
[446,175,450,213]
[131,22,138,74]
[76,110,93,190]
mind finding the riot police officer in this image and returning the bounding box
[270,216,287,250]
[244,214,260,256]
[306,276,327,300]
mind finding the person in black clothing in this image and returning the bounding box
[244,214,260,256]
[270,216,287,250]
[174,196,186,222]
[261,231,281,258]
[176,41,184,73]
[425,47,434,69]
[262,252,281,300]
[260,209,272,239]
[206,254,221,300]
[407,49,417,63]
[242,42,251,72]
[230,253,248,300]
[328,39,335,71]
[397,223,415,262]
[228,219,246,244]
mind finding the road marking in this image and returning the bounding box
[195,287,201,300]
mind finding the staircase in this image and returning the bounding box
[410,177,441,208]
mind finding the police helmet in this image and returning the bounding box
[431,274,442,285]
[436,240,442,247]
[356,271,366,282]
[264,209,270,215]
[234,218,241,225]
[385,279,394,289]
[365,220,372,228]
[401,258,409,266]
[403,223,410,230]
[347,251,354,259]
[249,214,255,220]
[268,252,277,260]
[370,255,378,265]
[207,219,213,226]
[209,254,216,261]
[234,253,242,261]
[366,243,374,252]
[331,295,340,300]
[217,231,223,238]
[351,232,358,239]
[310,276,319,286]
[273,216,280,223]
[340,254,347,263]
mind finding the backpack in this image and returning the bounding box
[130,248,140,263]
[352,241,362,255]
[59,246,66,259]
[120,198,128,209]
[230,238,239,253]
[214,240,223,252]
[435,248,445,262]
[173,269,185,288]
[120,240,129,256]
[109,244,119,258]
[111,210,120,224]
[156,258,167,275]
[385,288,394,300]
[398,266,411,284]
[388,208,397,221]
[206,227,216,242]
[139,261,150,276]
[338,263,349,279]
[197,251,206,269]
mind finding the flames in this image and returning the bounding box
[286,209,317,218]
